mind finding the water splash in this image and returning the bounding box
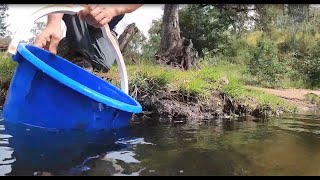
[115,138,154,146]
[104,151,140,163]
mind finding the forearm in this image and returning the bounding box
[47,13,64,27]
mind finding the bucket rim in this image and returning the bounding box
[16,43,142,114]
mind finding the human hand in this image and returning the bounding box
[34,24,62,55]
[77,4,118,28]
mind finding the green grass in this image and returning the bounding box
[0,53,16,83]
[214,63,297,113]
[123,62,244,101]
[223,82,296,113]
[0,53,16,106]
[304,93,320,104]
[242,69,311,90]
[106,60,296,113]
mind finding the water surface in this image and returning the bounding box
[1,111,320,176]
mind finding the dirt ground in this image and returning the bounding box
[247,86,320,113]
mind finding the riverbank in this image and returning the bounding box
[248,86,320,113]
[0,54,15,109]
[95,63,298,122]
[1,57,313,122]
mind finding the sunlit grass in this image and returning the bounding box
[0,53,16,83]
[106,60,296,113]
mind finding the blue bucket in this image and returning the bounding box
[3,120,130,173]
[2,43,142,131]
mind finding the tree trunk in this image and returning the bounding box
[118,23,139,54]
[159,4,181,54]
[157,4,199,70]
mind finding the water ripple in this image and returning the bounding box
[0,140,9,145]
[0,135,12,139]
[0,165,11,176]
[115,138,154,146]
[0,147,15,165]
[104,151,140,164]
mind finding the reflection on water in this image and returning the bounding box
[1,111,320,176]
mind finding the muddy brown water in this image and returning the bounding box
[1,110,320,176]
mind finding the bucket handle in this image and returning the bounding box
[7,4,129,94]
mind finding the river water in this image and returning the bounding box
[1,111,320,176]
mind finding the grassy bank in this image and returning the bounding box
[0,53,296,117]
[104,61,297,116]
[0,54,16,107]
[0,53,15,82]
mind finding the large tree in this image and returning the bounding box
[118,23,139,55]
[156,4,199,70]
[0,4,8,39]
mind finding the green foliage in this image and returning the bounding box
[123,30,147,64]
[0,53,15,106]
[248,37,287,88]
[141,18,162,61]
[127,65,174,97]
[179,78,211,101]
[222,35,253,64]
[129,31,147,55]
[179,5,234,56]
[119,4,320,90]
[254,4,284,32]
[276,4,310,30]
[0,54,16,83]
[130,71,169,95]
[298,41,320,87]
[304,93,320,104]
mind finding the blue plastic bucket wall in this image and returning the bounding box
[3,44,142,131]
[3,120,129,172]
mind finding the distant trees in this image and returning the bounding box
[29,21,46,43]
[0,4,8,39]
